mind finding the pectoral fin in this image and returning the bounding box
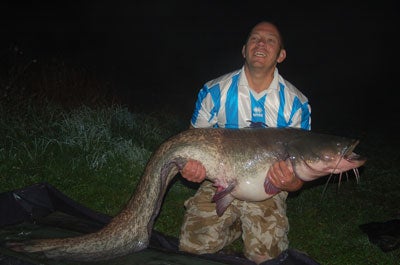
[264,177,281,195]
[212,183,235,217]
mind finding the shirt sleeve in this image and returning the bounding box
[280,79,312,130]
[190,85,218,128]
[290,101,312,130]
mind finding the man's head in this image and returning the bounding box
[242,21,286,70]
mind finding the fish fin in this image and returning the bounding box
[264,178,281,195]
[212,183,236,217]
[214,194,235,217]
[7,239,59,253]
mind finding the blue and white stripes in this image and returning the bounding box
[191,67,311,130]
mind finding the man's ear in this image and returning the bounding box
[242,45,246,58]
[277,49,286,63]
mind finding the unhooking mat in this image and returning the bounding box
[0,182,322,265]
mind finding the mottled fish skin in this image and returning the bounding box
[6,127,366,261]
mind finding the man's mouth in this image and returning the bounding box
[254,51,266,57]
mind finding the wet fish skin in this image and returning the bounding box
[6,127,366,261]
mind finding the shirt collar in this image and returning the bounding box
[238,66,280,92]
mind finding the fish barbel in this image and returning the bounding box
[6,127,366,261]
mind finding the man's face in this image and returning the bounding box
[242,22,285,69]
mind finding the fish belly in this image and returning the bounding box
[232,174,271,201]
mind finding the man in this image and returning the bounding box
[179,21,311,264]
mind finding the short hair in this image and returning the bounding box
[245,21,285,50]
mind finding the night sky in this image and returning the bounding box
[1,1,398,132]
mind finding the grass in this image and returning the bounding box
[0,53,399,264]
[1,100,399,265]
[0,100,187,214]
[287,130,400,264]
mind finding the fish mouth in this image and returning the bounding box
[342,140,367,163]
[344,152,365,162]
[343,139,359,157]
[329,139,366,174]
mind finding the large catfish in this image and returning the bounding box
[7,127,366,261]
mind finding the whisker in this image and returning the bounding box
[354,168,360,183]
[321,147,362,199]
[338,172,343,189]
[322,173,334,198]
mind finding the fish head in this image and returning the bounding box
[287,132,367,181]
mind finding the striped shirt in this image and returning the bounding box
[191,67,311,129]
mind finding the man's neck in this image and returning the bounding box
[244,65,276,93]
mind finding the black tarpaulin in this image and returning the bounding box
[0,182,321,265]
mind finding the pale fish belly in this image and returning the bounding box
[231,170,272,201]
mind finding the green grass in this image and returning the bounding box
[286,130,400,264]
[1,100,398,265]
[0,54,399,264]
[0,100,188,215]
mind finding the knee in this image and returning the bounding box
[242,224,289,264]
[179,234,224,254]
[179,220,239,254]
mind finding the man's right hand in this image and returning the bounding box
[180,159,206,183]
[265,159,304,194]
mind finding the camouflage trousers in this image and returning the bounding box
[179,180,289,263]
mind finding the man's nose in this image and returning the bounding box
[256,39,266,46]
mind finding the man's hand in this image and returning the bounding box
[180,159,206,183]
[265,159,304,194]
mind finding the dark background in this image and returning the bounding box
[1,1,398,132]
